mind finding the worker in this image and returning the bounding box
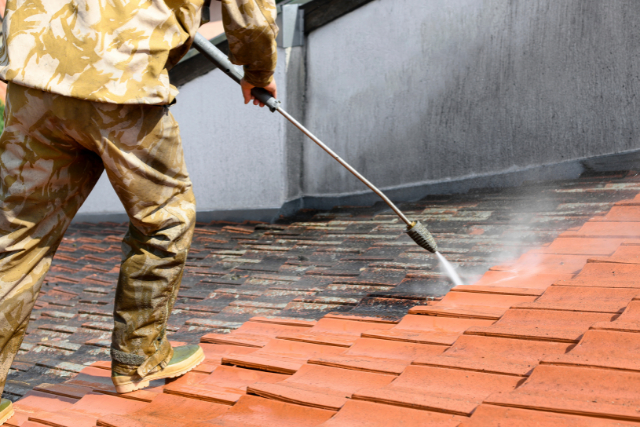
[0,0,278,422]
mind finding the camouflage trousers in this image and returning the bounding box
[0,83,196,393]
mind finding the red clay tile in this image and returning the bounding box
[409,291,537,320]
[352,365,523,415]
[28,411,97,427]
[248,364,394,410]
[591,206,640,222]
[201,320,313,348]
[318,400,464,427]
[203,395,336,426]
[465,309,614,342]
[249,316,316,328]
[32,383,92,400]
[199,343,258,365]
[413,335,572,376]
[14,391,78,414]
[561,222,640,238]
[531,237,625,255]
[322,313,399,324]
[485,365,640,421]
[452,284,544,296]
[470,271,574,290]
[276,318,395,348]
[97,393,229,426]
[592,301,640,333]
[362,314,493,345]
[558,262,640,288]
[309,337,446,375]
[65,392,147,418]
[516,286,639,314]
[588,243,640,265]
[461,404,640,426]
[164,365,287,405]
[491,254,589,275]
[542,330,640,371]
[221,339,346,374]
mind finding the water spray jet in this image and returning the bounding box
[193,34,464,285]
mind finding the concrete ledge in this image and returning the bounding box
[73,148,640,224]
[72,208,281,225]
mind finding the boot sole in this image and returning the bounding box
[113,346,205,394]
[0,403,14,425]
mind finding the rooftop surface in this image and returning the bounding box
[4,171,640,426]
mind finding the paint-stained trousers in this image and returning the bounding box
[0,83,196,394]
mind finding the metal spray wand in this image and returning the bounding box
[193,33,438,253]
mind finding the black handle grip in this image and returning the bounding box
[251,87,281,113]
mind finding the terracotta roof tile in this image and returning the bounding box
[308,337,446,375]
[413,335,572,376]
[8,173,640,425]
[247,364,394,410]
[485,365,640,422]
[352,365,523,416]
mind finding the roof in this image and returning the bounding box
[4,171,640,425]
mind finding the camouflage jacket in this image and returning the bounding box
[0,0,278,105]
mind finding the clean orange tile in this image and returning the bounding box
[164,365,288,405]
[410,291,536,320]
[465,308,614,342]
[542,330,640,372]
[97,393,229,426]
[199,343,258,365]
[204,395,335,427]
[248,364,394,410]
[413,335,572,376]
[592,301,640,333]
[531,237,625,255]
[27,411,97,427]
[309,337,446,375]
[201,320,313,348]
[353,365,522,416]
[559,262,640,288]
[461,404,640,426]
[491,254,589,275]
[563,222,640,238]
[276,318,394,347]
[592,206,640,222]
[14,391,78,414]
[516,286,638,313]
[221,339,346,374]
[470,271,573,290]
[363,314,494,346]
[451,284,544,296]
[485,365,640,421]
[318,400,464,426]
[32,383,92,400]
[588,244,640,265]
[65,393,147,418]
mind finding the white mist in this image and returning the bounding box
[436,252,465,287]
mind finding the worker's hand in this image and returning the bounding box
[241,78,277,108]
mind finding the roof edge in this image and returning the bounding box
[169,0,376,87]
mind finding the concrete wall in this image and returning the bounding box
[77,0,640,221]
[302,0,640,197]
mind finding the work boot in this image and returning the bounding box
[0,399,14,425]
[111,345,204,394]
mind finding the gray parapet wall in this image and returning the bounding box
[74,0,640,223]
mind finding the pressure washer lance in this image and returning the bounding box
[193,33,438,254]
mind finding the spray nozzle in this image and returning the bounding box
[406,221,438,253]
